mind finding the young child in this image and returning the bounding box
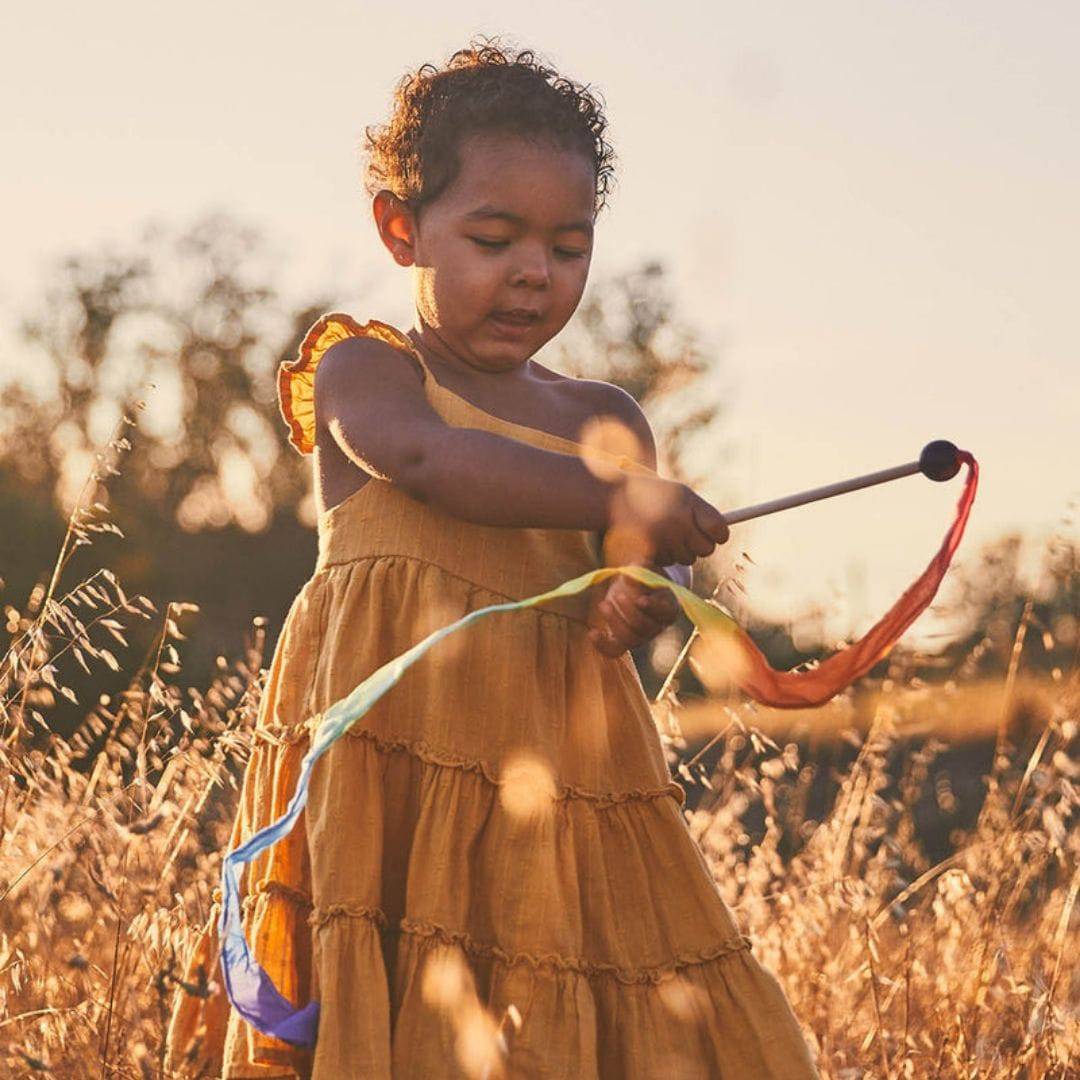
[166,39,819,1079]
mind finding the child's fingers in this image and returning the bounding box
[587,626,625,657]
[635,589,680,622]
[623,600,672,638]
[600,594,654,641]
[588,579,677,656]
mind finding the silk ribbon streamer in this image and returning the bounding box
[218,451,978,1046]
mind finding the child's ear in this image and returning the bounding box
[372,190,417,266]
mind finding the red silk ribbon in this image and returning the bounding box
[722,449,979,707]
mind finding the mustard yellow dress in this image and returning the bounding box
[165,315,818,1079]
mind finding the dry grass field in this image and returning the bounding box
[0,467,1076,1078]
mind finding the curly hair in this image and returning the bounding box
[362,37,617,221]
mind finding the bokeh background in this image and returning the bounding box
[1,6,1077,1075]
[2,2,1076,681]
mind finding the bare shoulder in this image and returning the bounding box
[574,377,658,471]
[528,359,635,416]
[313,335,430,438]
[312,333,446,494]
[315,335,427,397]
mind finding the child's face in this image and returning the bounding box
[377,132,596,373]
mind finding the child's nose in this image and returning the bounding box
[509,244,551,287]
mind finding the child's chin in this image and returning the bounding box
[477,331,539,365]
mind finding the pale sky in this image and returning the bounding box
[1,1,1076,647]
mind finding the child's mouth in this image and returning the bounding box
[489,311,538,336]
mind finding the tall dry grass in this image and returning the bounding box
[0,416,1076,1078]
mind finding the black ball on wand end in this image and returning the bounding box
[919,439,962,482]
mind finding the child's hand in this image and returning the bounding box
[606,474,728,568]
[586,571,681,657]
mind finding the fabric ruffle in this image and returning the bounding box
[277,313,425,456]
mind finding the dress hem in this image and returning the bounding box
[253,719,687,808]
[309,905,753,987]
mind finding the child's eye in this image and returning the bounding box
[469,237,587,261]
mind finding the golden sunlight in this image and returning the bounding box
[578,414,643,482]
[498,750,558,824]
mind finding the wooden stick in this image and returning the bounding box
[723,439,962,526]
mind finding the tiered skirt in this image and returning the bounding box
[166,555,818,1078]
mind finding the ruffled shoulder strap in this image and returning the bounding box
[277,312,428,456]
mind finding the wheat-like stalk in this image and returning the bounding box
[0,417,1075,1077]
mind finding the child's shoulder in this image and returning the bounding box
[545,367,656,470]
[279,313,430,456]
[531,358,625,411]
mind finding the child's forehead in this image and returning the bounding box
[460,203,594,237]
[444,132,596,224]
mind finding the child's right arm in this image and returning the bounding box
[316,338,726,565]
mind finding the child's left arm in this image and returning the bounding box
[585,388,694,657]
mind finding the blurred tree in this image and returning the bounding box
[0,212,331,700]
[1,212,326,531]
[942,527,1079,677]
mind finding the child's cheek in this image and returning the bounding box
[424,256,493,329]
[457,261,503,321]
